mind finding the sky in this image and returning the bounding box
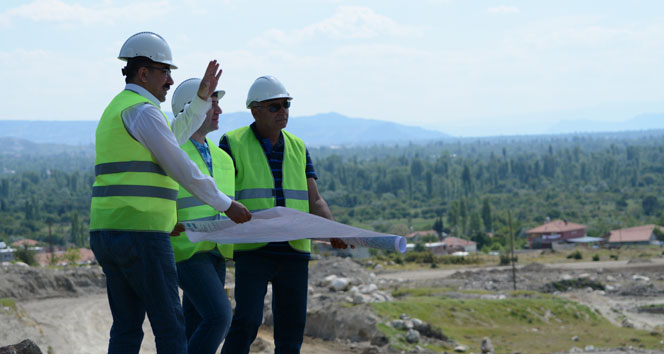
[1,0,663,136]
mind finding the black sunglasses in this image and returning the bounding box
[265,100,291,112]
[146,66,172,76]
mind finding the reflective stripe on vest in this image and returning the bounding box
[225,126,311,252]
[235,188,308,201]
[90,90,178,233]
[171,138,235,262]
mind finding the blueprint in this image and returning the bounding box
[182,207,407,253]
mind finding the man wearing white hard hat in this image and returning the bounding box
[169,78,235,354]
[89,32,251,354]
[219,76,348,354]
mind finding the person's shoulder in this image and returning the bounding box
[210,143,232,158]
[225,126,254,141]
[282,129,304,143]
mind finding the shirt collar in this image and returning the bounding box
[250,122,283,145]
[125,83,161,107]
[190,138,208,149]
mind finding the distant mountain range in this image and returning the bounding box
[547,113,664,134]
[0,112,449,147]
[0,137,94,156]
[0,111,663,147]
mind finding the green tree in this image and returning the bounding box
[461,164,473,195]
[410,159,424,179]
[642,195,660,216]
[70,210,81,246]
[432,217,444,239]
[448,202,459,234]
[469,211,483,235]
[425,170,433,197]
[459,199,468,235]
[481,198,492,232]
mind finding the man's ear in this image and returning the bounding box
[137,66,150,83]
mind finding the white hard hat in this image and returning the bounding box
[118,31,178,69]
[246,75,291,108]
[171,78,225,114]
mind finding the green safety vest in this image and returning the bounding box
[171,138,234,262]
[90,90,178,233]
[225,126,311,252]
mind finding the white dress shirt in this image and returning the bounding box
[121,84,232,212]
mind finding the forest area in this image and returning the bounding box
[0,130,663,253]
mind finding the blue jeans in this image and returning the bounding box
[221,252,309,354]
[90,231,186,354]
[176,252,232,354]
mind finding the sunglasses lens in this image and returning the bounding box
[267,101,290,112]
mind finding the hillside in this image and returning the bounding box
[548,113,664,134]
[0,113,449,147]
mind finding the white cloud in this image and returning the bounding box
[250,6,422,47]
[0,0,171,26]
[306,6,423,39]
[487,5,520,14]
[509,16,663,50]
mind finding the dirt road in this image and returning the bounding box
[377,258,664,281]
[2,294,355,354]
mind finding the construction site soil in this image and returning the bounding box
[2,256,664,353]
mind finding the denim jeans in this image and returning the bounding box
[90,231,186,354]
[176,252,232,354]
[221,252,309,354]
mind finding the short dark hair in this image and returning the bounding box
[122,56,156,84]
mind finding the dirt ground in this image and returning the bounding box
[1,293,359,354]
[3,257,664,353]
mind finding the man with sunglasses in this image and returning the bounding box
[90,32,251,354]
[219,75,347,354]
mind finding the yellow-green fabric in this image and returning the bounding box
[90,90,178,233]
[172,138,234,262]
[225,126,311,252]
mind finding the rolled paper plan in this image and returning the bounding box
[183,207,407,253]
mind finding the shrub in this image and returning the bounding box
[499,252,517,265]
[390,253,404,265]
[13,245,36,266]
[567,250,583,260]
[592,254,600,261]
[404,251,434,264]
[60,248,81,264]
[609,254,619,260]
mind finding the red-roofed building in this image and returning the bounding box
[607,225,663,246]
[11,239,40,247]
[527,219,586,249]
[405,230,439,240]
[442,236,477,253]
[406,236,477,254]
[35,248,96,266]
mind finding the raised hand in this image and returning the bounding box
[197,60,222,100]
